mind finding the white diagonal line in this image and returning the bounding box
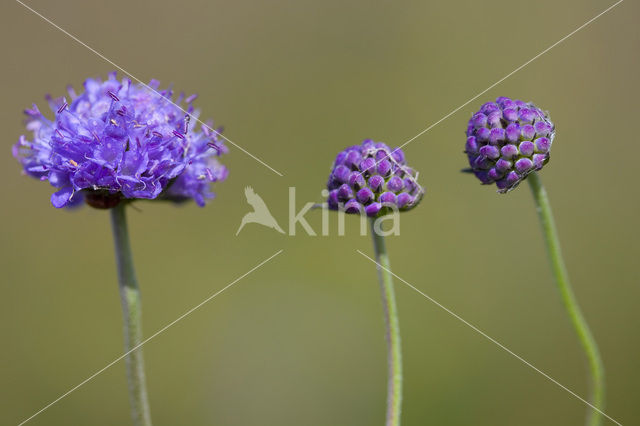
[17,249,284,426]
[356,249,623,426]
[14,0,284,177]
[351,0,623,181]
[395,0,623,151]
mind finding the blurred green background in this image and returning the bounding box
[1,0,638,425]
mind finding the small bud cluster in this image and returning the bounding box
[465,96,554,192]
[327,140,424,217]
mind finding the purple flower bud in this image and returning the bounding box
[534,137,550,153]
[362,139,376,150]
[488,168,502,180]
[521,124,536,140]
[505,123,520,143]
[518,141,535,157]
[346,150,362,168]
[515,158,533,173]
[403,178,416,193]
[487,111,502,128]
[391,149,405,165]
[375,149,389,162]
[333,165,350,183]
[377,159,392,176]
[506,171,520,185]
[344,199,363,213]
[326,140,424,216]
[476,127,490,142]
[497,97,514,108]
[479,145,500,159]
[465,97,554,193]
[379,191,397,204]
[348,171,366,189]
[518,108,535,123]
[359,157,376,175]
[368,175,384,192]
[481,102,499,114]
[474,170,491,184]
[465,136,479,154]
[365,202,382,217]
[397,193,413,208]
[473,155,491,170]
[13,72,227,208]
[334,151,348,166]
[489,128,506,145]
[357,187,374,204]
[534,121,552,136]
[472,113,488,128]
[328,190,339,209]
[387,176,404,192]
[503,108,518,122]
[495,158,512,172]
[338,184,353,200]
[496,178,509,191]
[533,153,548,169]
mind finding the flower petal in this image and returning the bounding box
[51,186,74,208]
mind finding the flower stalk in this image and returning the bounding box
[110,203,153,426]
[370,218,403,426]
[528,172,605,426]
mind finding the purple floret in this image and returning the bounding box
[465,96,554,193]
[326,140,424,217]
[13,72,228,208]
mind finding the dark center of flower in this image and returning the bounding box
[85,191,122,209]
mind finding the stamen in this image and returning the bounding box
[152,131,163,138]
[69,159,78,167]
[108,91,120,101]
[172,130,185,140]
[205,168,214,181]
[57,102,68,114]
[184,115,191,135]
[207,142,221,153]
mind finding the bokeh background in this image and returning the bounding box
[1,0,638,425]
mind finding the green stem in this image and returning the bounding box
[527,172,605,426]
[110,203,153,426]
[370,218,402,426]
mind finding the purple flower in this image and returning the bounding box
[13,72,228,208]
[465,97,554,193]
[327,140,424,217]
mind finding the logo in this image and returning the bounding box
[236,186,285,235]
[236,187,400,236]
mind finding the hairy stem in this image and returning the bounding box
[370,218,403,426]
[528,172,605,426]
[110,203,153,426]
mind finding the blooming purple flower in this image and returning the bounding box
[465,96,555,193]
[13,72,228,208]
[327,140,424,217]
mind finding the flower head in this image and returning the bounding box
[326,140,424,217]
[13,72,228,208]
[465,96,554,193]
